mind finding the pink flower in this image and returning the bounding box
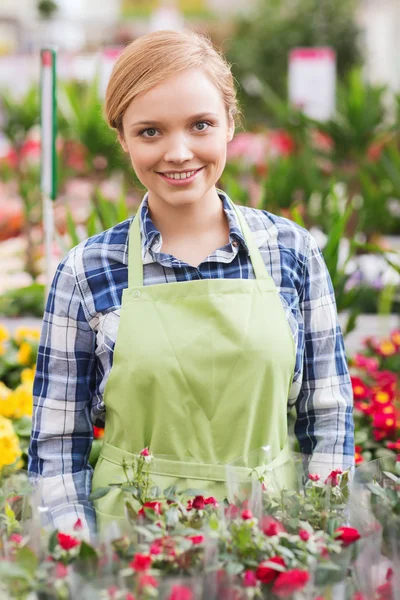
[192,496,205,510]
[188,535,204,545]
[150,541,162,555]
[272,569,310,597]
[126,594,136,600]
[139,574,159,589]
[168,585,193,600]
[299,529,310,541]
[241,509,253,520]
[9,533,23,545]
[55,563,68,578]
[308,473,320,482]
[140,448,150,457]
[243,570,257,587]
[57,533,80,551]
[73,518,83,530]
[130,553,152,571]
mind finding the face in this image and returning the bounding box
[119,67,235,210]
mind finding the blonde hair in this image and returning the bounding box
[105,29,241,133]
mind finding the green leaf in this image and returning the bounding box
[16,546,39,576]
[78,540,98,563]
[89,487,110,501]
[12,417,32,437]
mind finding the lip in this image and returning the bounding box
[157,167,204,186]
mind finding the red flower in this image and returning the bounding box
[324,469,343,487]
[334,527,361,546]
[138,501,163,517]
[192,496,205,510]
[73,518,83,530]
[241,509,253,520]
[308,473,320,482]
[224,504,240,519]
[188,534,204,545]
[57,533,80,551]
[140,448,150,457]
[372,389,394,406]
[261,516,286,536]
[373,412,396,432]
[126,595,136,600]
[243,570,257,587]
[168,585,193,600]
[299,529,310,541]
[387,440,400,451]
[93,426,104,439]
[204,496,218,507]
[255,556,286,584]
[272,569,310,597]
[130,553,152,571]
[351,376,371,400]
[355,446,364,465]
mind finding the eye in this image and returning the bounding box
[194,121,211,132]
[139,128,159,138]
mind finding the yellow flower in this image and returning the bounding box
[0,415,22,471]
[0,325,10,343]
[17,342,32,366]
[14,327,40,345]
[21,367,35,385]
[10,382,33,418]
[0,342,5,357]
[0,382,18,419]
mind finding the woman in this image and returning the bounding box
[29,30,354,535]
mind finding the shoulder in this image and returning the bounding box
[62,216,133,277]
[237,205,314,265]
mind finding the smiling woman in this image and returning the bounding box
[28,30,354,537]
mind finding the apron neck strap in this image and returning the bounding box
[128,198,268,288]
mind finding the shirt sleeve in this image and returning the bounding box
[294,233,354,477]
[28,250,97,537]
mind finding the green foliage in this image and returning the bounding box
[0,88,39,147]
[0,284,45,318]
[227,0,362,124]
[59,79,128,176]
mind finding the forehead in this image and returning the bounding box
[124,68,225,123]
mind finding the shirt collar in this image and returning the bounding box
[139,190,249,257]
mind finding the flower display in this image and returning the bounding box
[349,331,400,463]
[0,414,22,473]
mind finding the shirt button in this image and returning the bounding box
[132,290,140,298]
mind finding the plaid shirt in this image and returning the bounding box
[28,191,354,535]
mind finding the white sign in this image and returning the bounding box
[288,48,336,121]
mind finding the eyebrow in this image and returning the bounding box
[129,112,219,129]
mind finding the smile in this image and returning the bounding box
[157,167,204,186]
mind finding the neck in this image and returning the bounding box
[147,187,227,240]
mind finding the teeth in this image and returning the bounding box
[164,170,197,180]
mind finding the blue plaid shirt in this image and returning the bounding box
[28,191,354,534]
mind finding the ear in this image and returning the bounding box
[227,117,235,143]
[118,130,129,153]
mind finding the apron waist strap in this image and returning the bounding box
[99,441,292,483]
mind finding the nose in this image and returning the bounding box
[163,133,194,164]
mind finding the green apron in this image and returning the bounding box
[92,198,296,528]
